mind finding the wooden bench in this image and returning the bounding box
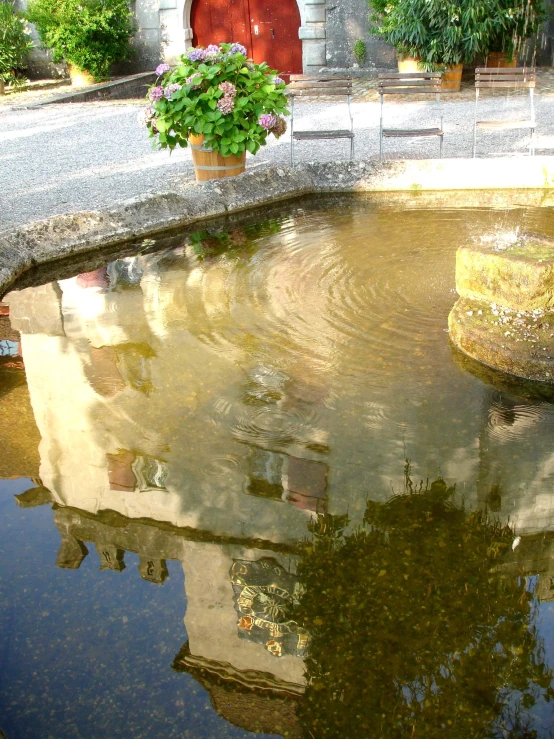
[378,73,444,161]
[288,75,354,166]
[473,67,536,157]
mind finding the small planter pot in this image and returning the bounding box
[67,64,95,87]
[486,52,517,68]
[441,63,463,92]
[189,134,246,182]
[397,56,421,73]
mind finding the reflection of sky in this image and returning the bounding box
[0,479,272,739]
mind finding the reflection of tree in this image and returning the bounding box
[294,463,554,738]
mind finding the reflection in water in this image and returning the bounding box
[3,198,554,736]
[295,465,554,738]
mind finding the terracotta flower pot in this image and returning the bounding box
[486,52,517,68]
[67,64,95,87]
[441,63,463,92]
[189,133,246,182]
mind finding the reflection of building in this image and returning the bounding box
[41,495,306,726]
[4,253,319,732]
[8,227,554,733]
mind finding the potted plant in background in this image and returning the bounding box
[484,0,546,67]
[0,1,33,95]
[26,0,135,84]
[368,0,538,91]
[140,43,289,182]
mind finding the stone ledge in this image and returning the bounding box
[3,156,554,298]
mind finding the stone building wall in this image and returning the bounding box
[14,0,554,79]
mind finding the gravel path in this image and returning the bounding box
[2,86,554,230]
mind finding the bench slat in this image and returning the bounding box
[379,86,442,95]
[383,128,443,138]
[378,79,442,87]
[290,89,352,96]
[476,80,535,88]
[289,79,351,87]
[476,120,535,129]
[476,72,536,80]
[475,67,532,73]
[293,130,354,140]
[289,75,351,82]
[378,72,442,79]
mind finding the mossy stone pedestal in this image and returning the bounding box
[449,236,554,382]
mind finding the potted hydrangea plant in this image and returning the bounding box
[140,43,289,182]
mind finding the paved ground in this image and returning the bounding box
[2,70,554,230]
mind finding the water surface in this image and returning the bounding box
[3,196,554,737]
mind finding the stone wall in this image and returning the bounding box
[325,0,395,70]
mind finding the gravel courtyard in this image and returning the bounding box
[2,77,554,230]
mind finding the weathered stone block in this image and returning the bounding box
[456,237,554,311]
[305,5,326,22]
[449,297,554,382]
[299,25,326,40]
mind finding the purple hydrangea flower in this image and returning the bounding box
[272,76,284,85]
[148,85,164,102]
[155,63,170,76]
[218,81,236,97]
[203,44,222,61]
[217,95,235,114]
[228,43,247,56]
[163,83,182,99]
[259,113,277,130]
[186,47,206,62]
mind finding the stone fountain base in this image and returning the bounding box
[449,234,554,382]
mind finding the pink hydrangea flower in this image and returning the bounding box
[217,95,235,114]
[218,81,236,98]
[149,86,164,102]
[259,113,277,130]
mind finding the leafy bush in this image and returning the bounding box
[368,0,546,70]
[353,39,366,65]
[140,43,289,157]
[0,1,33,85]
[26,0,135,82]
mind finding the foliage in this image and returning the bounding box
[353,39,366,65]
[0,1,33,85]
[25,0,135,82]
[367,0,546,70]
[294,461,554,738]
[141,43,289,157]
[487,0,546,60]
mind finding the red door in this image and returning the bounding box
[191,0,302,76]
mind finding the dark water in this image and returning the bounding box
[3,196,554,737]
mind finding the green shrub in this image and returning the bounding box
[26,0,135,82]
[367,0,546,70]
[353,39,366,65]
[141,44,290,157]
[0,1,33,85]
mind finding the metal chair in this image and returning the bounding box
[288,75,354,166]
[378,72,444,161]
[473,67,536,157]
